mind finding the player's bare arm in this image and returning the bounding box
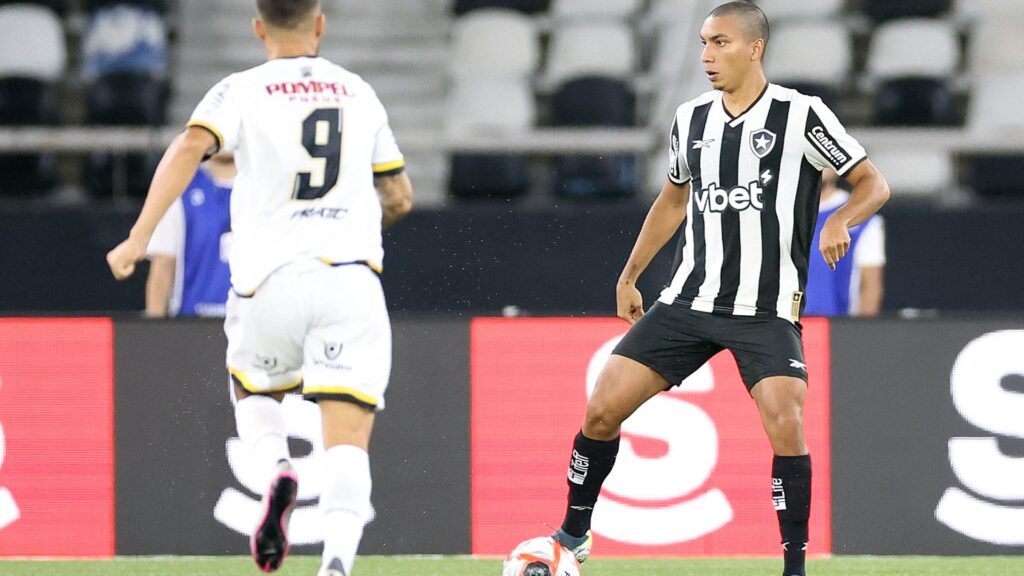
[144,254,176,317]
[857,265,884,316]
[617,179,690,324]
[374,171,413,229]
[819,160,890,271]
[106,126,216,280]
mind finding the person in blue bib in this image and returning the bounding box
[805,169,885,317]
[145,152,235,317]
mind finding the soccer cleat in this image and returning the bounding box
[251,460,299,573]
[552,528,593,564]
[318,557,347,576]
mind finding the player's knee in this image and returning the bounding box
[582,400,624,441]
[764,409,803,436]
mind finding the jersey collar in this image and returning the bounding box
[719,82,772,127]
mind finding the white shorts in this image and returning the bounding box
[224,259,392,410]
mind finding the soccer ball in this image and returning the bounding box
[501,536,581,576]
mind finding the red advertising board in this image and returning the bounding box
[0,318,115,557]
[471,317,831,557]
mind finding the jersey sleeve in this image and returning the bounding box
[803,97,866,176]
[667,108,690,185]
[187,75,242,155]
[369,90,405,177]
[853,215,886,268]
[147,199,184,258]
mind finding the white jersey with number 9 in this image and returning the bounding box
[188,56,404,296]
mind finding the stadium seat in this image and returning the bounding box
[550,76,636,127]
[553,155,637,199]
[0,77,57,196]
[449,9,539,79]
[755,0,844,20]
[548,77,638,199]
[868,147,953,199]
[447,79,534,199]
[874,78,955,126]
[867,19,959,80]
[546,22,637,85]
[964,74,1024,198]
[955,0,1024,18]
[0,76,56,125]
[84,71,168,198]
[453,0,549,16]
[551,0,642,19]
[447,78,535,134]
[863,0,951,21]
[0,3,66,82]
[81,3,168,81]
[86,71,168,126]
[867,19,959,126]
[449,154,531,199]
[967,20,1024,77]
[0,3,63,196]
[765,21,851,104]
[0,0,65,16]
[85,0,168,14]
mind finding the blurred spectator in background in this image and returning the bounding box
[145,152,235,318]
[805,169,886,317]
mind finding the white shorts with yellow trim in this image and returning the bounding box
[224,259,391,409]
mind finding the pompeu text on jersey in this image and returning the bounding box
[265,80,354,104]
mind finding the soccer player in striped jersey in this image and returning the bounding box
[551,3,890,576]
[107,1,413,575]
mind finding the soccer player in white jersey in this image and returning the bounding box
[549,4,889,576]
[106,2,413,575]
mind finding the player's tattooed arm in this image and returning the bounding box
[375,172,414,229]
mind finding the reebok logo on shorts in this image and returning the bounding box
[789,359,806,371]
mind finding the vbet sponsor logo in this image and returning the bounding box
[694,169,774,214]
[935,330,1024,546]
[585,336,732,546]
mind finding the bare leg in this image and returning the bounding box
[559,355,668,545]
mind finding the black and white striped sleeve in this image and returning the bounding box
[667,108,691,185]
[803,97,866,176]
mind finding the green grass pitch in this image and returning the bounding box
[2,556,1024,576]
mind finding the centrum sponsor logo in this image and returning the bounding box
[808,126,848,165]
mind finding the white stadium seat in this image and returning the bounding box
[967,73,1024,133]
[866,18,959,79]
[552,0,643,19]
[546,22,637,84]
[449,9,539,78]
[868,147,954,198]
[765,21,852,86]
[967,20,1024,76]
[955,0,1024,19]
[756,0,844,21]
[0,4,66,81]
[446,78,536,135]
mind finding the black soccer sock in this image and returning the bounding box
[560,431,619,538]
[773,454,811,576]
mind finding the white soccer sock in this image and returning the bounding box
[320,444,373,576]
[234,394,290,487]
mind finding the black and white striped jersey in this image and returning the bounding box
[660,83,866,322]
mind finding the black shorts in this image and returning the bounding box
[612,302,806,392]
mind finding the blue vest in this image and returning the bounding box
[804,203,873,317]
[179,169,232,317]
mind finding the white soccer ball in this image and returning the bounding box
[501,536,581,576]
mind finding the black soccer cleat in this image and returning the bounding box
[251,461,299,573]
